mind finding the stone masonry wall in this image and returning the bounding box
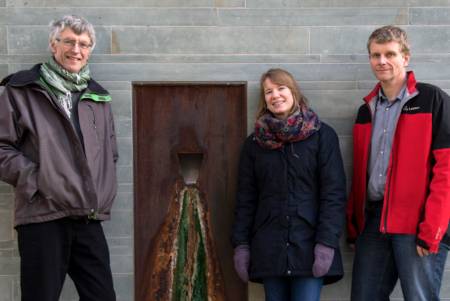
[0,1,449,300]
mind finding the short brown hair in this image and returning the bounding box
[256,68,308,119]
[367,25,410,55]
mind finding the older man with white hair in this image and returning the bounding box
[0,15,118,301]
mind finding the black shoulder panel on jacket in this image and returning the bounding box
[415,82,440,114]
[87,79,109,95]
[0,64,41,87]
[355,104,371,124]
[417,82,440,95]
[0,74,13,86]
[422,82,450,150]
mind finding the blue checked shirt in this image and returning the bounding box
[367,85,409,201]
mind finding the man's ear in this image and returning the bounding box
[49,40,57,55]
[403,53,411,67]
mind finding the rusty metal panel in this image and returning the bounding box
[133,83,247,301]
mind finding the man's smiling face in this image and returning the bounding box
[50,28,92,73]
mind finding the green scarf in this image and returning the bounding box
[40,57,90,118]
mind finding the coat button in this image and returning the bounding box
[287,270,291,275]
[286,242,290,247]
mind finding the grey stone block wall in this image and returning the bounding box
[0,1,449,300]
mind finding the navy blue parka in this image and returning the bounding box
[231,122,347,284]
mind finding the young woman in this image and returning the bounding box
[231,68,347,301]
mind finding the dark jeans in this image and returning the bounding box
[351,205,449,301]
[263,276,323,301]
[16,218,116,301]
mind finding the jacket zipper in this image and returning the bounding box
[363,101,374,224]
[280,145,289,223]
[380,94,415,233]
[86,104,99,143]
[381,157,393,233]
[36,87,98,215]
[35,87,81,143]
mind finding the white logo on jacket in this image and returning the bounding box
[402,106,420,112]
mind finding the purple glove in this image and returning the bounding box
[312,243,335,277]
[233,245,250,282]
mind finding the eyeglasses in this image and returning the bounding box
[56,38,92,50]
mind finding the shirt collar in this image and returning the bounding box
[378,84,407,104]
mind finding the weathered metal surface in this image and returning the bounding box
[133,83,247,301]
[147,186,226,301]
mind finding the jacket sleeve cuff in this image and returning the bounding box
[231,240,250,248]
[315,232,339,249]
[416,238,439,254]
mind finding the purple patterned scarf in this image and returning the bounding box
[254,107,321,149]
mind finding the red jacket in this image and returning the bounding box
[346,71,450,253]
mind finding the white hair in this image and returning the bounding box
[49,15,96,50]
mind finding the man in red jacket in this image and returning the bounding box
[347,25,450,301]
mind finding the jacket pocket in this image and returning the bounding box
[252,208,271,235]
[86,104,105,144]
[297,201,318,228]
[252,203,281,236]
[79,103,106,155]
[287,202,318,242]
[15,166,39,204]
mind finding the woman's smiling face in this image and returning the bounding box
[263,78,295,120]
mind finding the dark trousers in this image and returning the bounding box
[16,218,116,301]
[351,205,448,301]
